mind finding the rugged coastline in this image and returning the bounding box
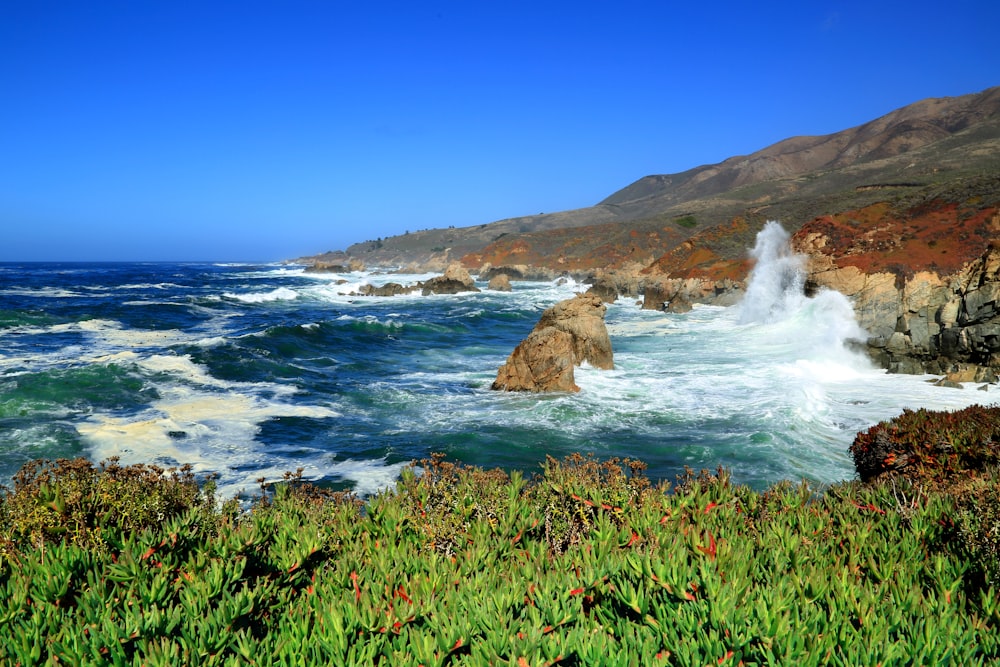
[298,87,1000,381]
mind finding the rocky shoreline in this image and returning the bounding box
[300,231,1000,385]
[294,88,1000,381]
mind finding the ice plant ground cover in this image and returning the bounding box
[2,405,1000,666]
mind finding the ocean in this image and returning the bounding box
[0,225,990,499]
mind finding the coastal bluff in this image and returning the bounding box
[796,213,1000,382]
[491,294,613,392]
[297,87,1000,380]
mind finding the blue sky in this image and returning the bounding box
[1,1,997,261]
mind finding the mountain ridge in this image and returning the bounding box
[300,85,1000,273]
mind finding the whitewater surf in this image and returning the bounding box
[0,230,990,497]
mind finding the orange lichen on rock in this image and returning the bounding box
[643,217,754,281]
[794,202,1000,279]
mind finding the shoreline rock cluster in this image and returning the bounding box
[305,210,1000,385]
[349,263,484,297]
[797,231,1000,384]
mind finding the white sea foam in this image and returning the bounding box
[364,223,990,488]
[193,336,228,348]
[4,255,994,498]
[223,287,300,303]
[0,287,82,298]
[738,221,808,324]
[77,358,342,497]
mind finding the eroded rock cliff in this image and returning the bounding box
[795,205,1000,379]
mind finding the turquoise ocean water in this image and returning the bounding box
[0,228,990,498]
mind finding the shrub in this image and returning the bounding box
[955,471,1000,588]
[849,404,1000,485]
[527,453,658,554]
[0,457,205,553]
[1,452,999,664]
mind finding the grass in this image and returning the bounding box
[2,407,1000,665]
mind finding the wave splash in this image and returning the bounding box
[738,221,808,324]
[737,220,867,353]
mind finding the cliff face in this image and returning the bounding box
[793,192,1000,379]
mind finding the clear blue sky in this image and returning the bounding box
[1,1,997,261]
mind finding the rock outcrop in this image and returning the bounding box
[584,268,643,303]
[355,282,420,297]
[304,258,366,273]
[534,294,614,370]
[640,276,744,311]
[492,294,613,392]
[487,274,512,291]
[353,264,481,297]
[491,328,581,392]
[796,208,1000,379]
[421,263,481,295]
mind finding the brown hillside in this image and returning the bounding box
[301,86,1000,274]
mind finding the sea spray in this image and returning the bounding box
[738,221,807,324]
[737,220,867,355]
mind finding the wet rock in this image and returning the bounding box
[665,294,693,313]
[356,282,419,297]
[491,293,613,392]
[421,263,481,295]
[491,328,579,392]
[534,294,614,370]
[802,239,1000,378]
[488,274,513,292]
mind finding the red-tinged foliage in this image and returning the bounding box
[855,502,887,515]
[850,404,1000,485]
[697,532,718,561]
[350,570,361,602]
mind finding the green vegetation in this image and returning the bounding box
[2,407,1000,665]
[673,215,698,229]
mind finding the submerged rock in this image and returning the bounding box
[491,293,613,392]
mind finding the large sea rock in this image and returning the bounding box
[491,294,613,392]
[421,263,481,295]
[487,274,513,291]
